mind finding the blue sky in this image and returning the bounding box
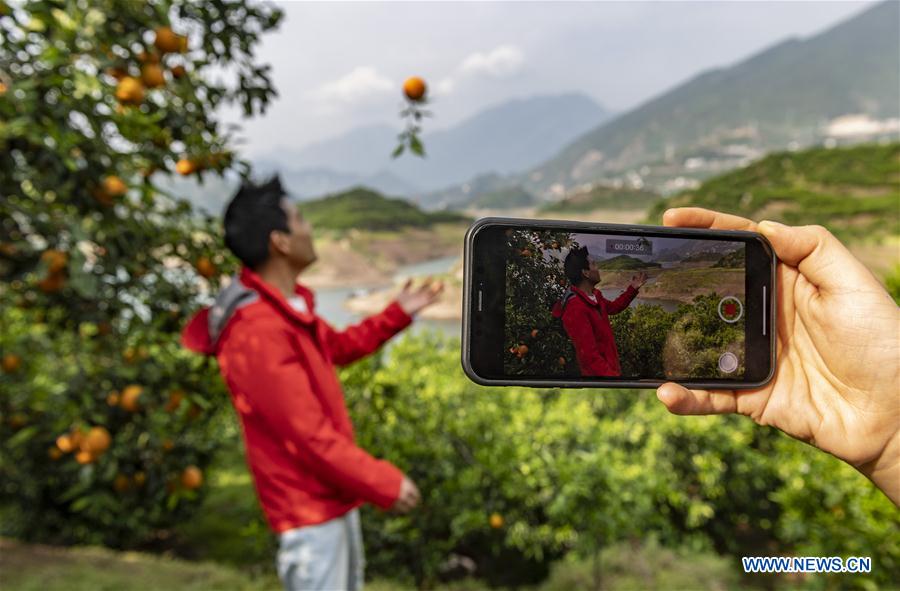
[221,1,876,158]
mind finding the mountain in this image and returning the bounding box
[259,164,422,200]
[537,185,661,214]
[259,93,610,195]
[524,1,900,196]
[646,142,900,243]
[299,187,469,231]
[152,172,240,216]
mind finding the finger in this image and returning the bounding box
[656,382,737,415]
[663,207,757,232]
[403,278,413,291]
[756,220,875,292]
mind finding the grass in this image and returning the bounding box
[0,535,757,591]
[0,537,279,591]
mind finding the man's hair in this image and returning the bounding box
[563,246,590,284]
[223,176,289,270]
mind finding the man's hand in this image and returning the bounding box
[396,276,444,317]
[391,475,421,513]
[656,207,900,506]
[629,271,648,290]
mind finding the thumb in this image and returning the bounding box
[757,220,874,292]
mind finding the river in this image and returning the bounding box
[315,255,461,337]
[313,256,679,340]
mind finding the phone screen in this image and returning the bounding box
[502,229,749,381]
[465,218,776,388]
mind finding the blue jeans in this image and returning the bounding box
[276,508,365,591]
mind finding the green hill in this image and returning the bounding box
[597,255,662,270]
[539,185,661,214]
[525,1,899,193]
[300,187,469,231]
[464,185,537,209]
[712,249,746,268]
[646,143,900,242]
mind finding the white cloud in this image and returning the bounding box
[435,44,525,97]
[459,44,524,77]
[309,66,393,103]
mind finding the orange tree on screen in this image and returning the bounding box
[0,0,281,546]
[503,229,578,377]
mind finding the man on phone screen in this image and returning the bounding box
[552,246,647,377]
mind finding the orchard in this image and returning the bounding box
[0,0,281,546]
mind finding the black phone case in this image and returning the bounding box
[461,216,778,390]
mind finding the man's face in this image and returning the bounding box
[583,259,600,284]
[275,199,317,271]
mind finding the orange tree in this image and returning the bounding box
[0,0,281,546]
[504,229,578,377]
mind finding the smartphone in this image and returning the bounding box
[462,217,776,389]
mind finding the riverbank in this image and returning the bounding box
[301,222,467,289]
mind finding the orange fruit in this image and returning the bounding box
[162,438,174,452]
[558,356,566,366]
[92,186,114,206]
[106,391,120,406]
[176,158,197,176]
[120,384,142,412]
[113,474,131,492]
[153,26,181,53]
[102,175,127,197]
[141,63,165,88]
[489,513,504,529]
[516,344,529,357]
[133,471,146,487]
[165,389,184,413]
[37,272,65,293]
[123,346,136,363]
[56,434,74,453]
[177,35,188,53]
[136,50,159,64]
[1,353,20,373]
[403,76,426,102]
[8,414,27,429]
[530,329,539,338]
[195,256,216,278]
[75,450,94,464]
[0,82,7,95]
[171,65,186,79]
[187,403,202,421]
[41,249,68,273]
[48,447,63,460]
[181,465,203,489]
[115,77,144,104]
[82,426,111,454]
[106,66,128,80]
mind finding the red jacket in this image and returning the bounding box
[181,267,412,532]
[551,285,638,376]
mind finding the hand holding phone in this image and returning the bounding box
[462,215,776,389]
[656,207,900,506]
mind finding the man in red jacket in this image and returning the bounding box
[181,177,442,590]
[551,246,647,377]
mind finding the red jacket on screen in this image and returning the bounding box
[181,267,412,533]
[551,285,637,377]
